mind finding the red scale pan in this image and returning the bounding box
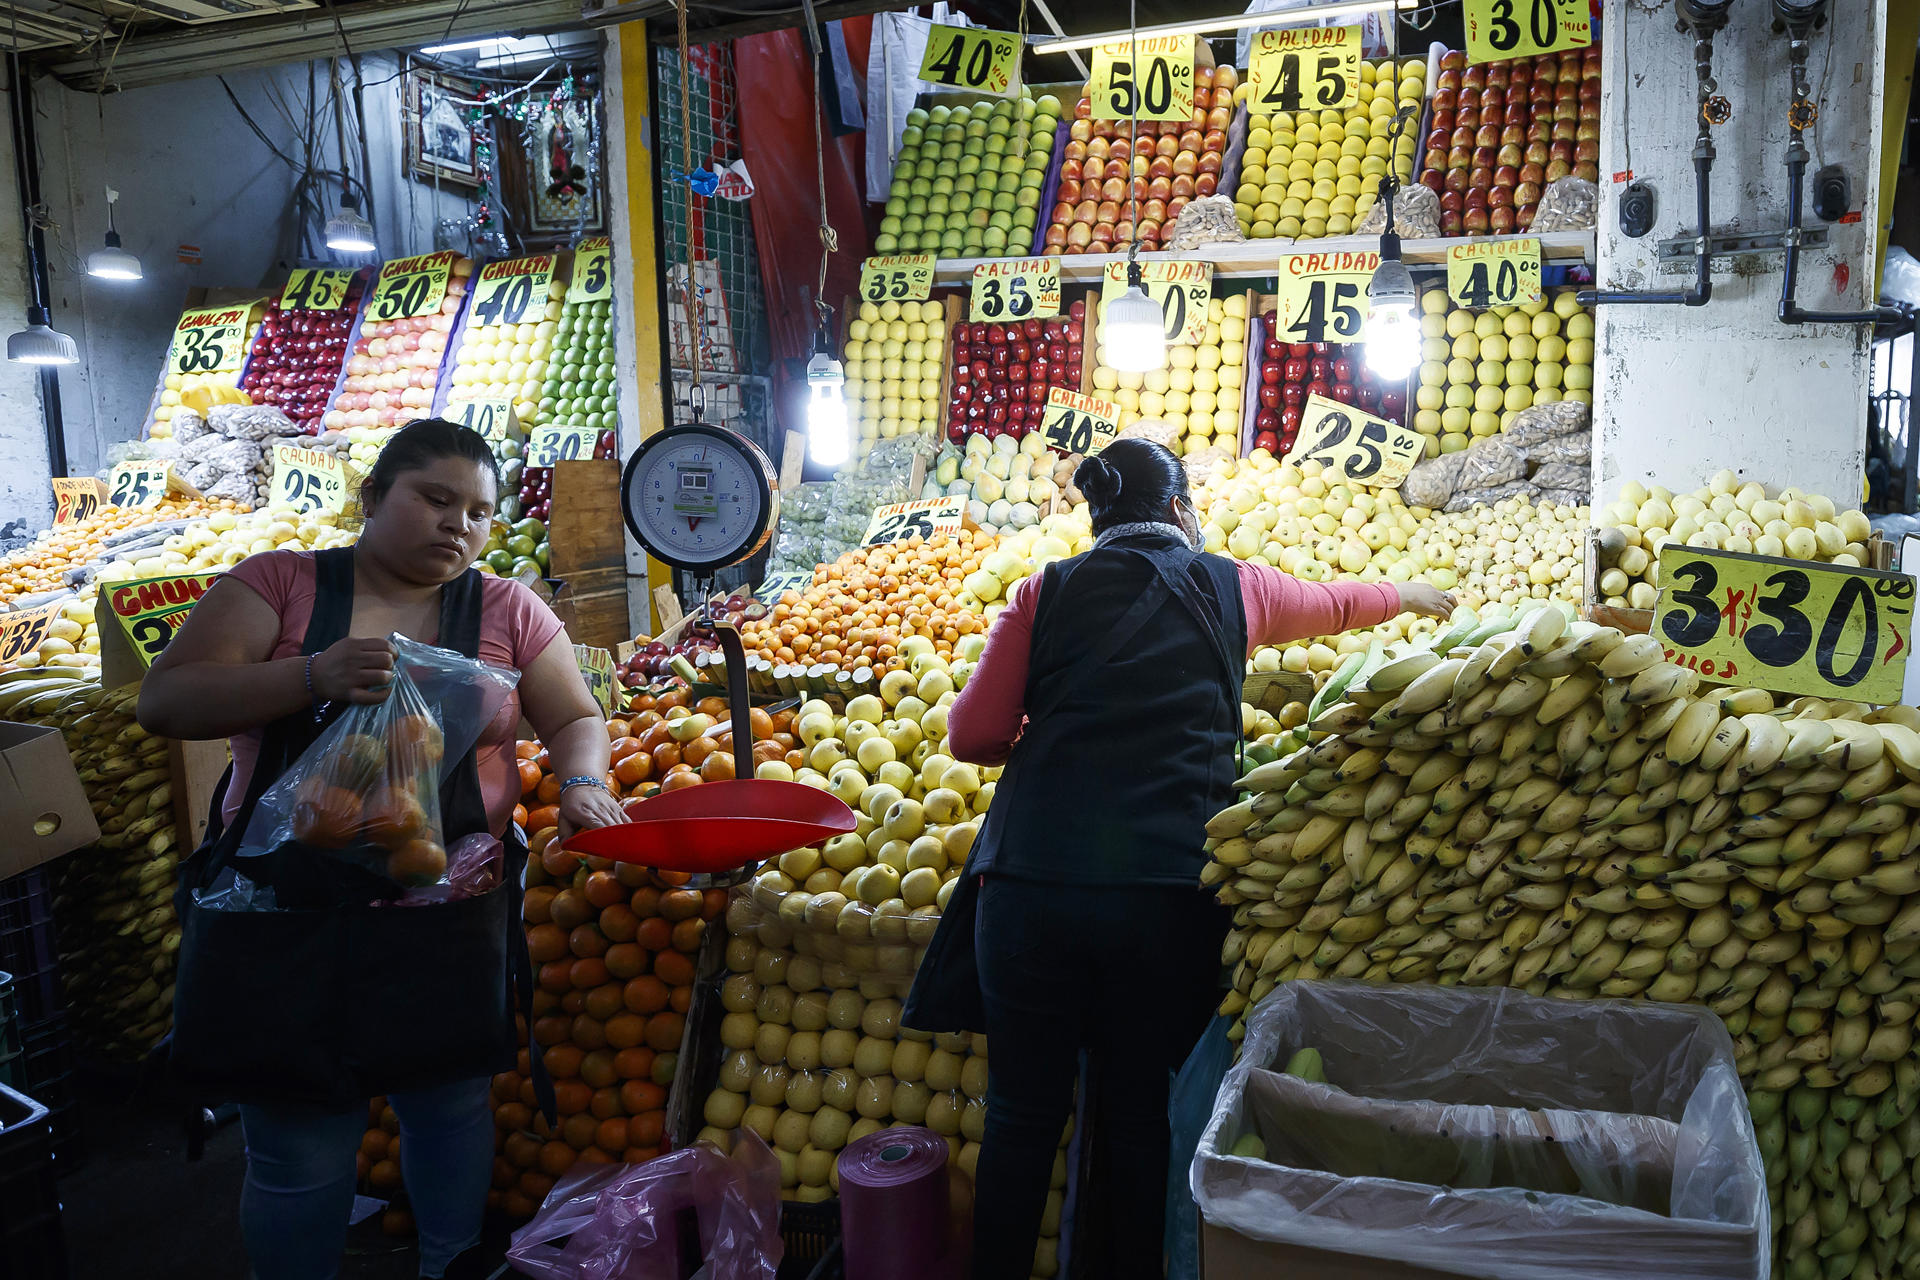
[564,622,856,881]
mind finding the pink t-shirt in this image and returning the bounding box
[946,558,1400,765]
[219,549,566,837]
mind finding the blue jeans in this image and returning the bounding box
[238,1076,495,1280]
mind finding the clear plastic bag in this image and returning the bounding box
[1355,183,1441,238]
[1505,399,1590,449]
[1529,176,1601,233]
[200,634,520,911]
[1194,982,1768,1280]
[506,1130,784,1280]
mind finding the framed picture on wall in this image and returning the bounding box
[404,69,481,188]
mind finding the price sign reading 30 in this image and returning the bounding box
[1464,0,1592,63]
[1100,260,1212,346]
[1653,545,1914,705]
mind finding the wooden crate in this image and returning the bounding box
[547,459,630,651]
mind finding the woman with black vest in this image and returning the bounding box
[903,438,1453,1280]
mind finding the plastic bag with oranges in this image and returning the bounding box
[205,634,520,911]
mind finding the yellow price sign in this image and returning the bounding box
[272,443,354,514]
[527,426,603,468]
[1447,238,1543,309]
[862,496,967,547]
[1653,546,1915,705]
[451,397,519,442]
[1272,251,1378,346]
[1286,396,1426,488]
[107,461,183,510]
[366,251,455,322]
[755,570,813,601]
[859,255,934,305]
[918,23,1022,95]
[971,258,1061,323]
[1247,25,1361,114]
[280,267,354,311]
[52,477,104,525]
[1039,388,1120,456]
[0,600,62,667]
[575,644,617,716]
[471,255,556,328]
[568,237,613,304]
[1100,260,1212,346]
[169,304,252,375]
[1089,36,1195,124]
[103,574,220,669]
[1464,0,1593,63]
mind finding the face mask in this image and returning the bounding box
[1176,499,1205,551]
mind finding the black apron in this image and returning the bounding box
[903,529,1247,1033]
[170,547,536,1108]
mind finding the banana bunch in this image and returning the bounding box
[1204,607,1920,1280]
[23,681,182,1057]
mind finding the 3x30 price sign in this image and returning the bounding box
[107,573,219,668]
[1039,388,1120,457]
[1653,545,1914,705]
[1285,395,1425,487]
[280,267,354,311]
[1464,0,1592,63]
[1247,25,1360,114]
[1447,238,1543,309]
[971,258,1061,323]
[1089,36,1195,124]
[52,477,104,525]
[272,444,352,515]
[367,251,456,322]
[863,496,967,547]
[568,237,613,304]
[170,305,252,375]
[859,255,935,304]
[918,24,1021,95]
[528,426,602,468]
[471,256,556,328]
[108,461,176,510]
[1273,251,1378,346]
[1100,260,1212,346]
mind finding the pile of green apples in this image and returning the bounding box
[538,296,618,436]
[876,90,1063,259]
[482,516,551,580]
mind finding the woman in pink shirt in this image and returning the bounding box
[903,438,1452,1280]
[142,420,625,1280]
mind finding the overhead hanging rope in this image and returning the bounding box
[677,0,707,403]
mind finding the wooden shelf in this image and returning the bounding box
[929,231,1596,285]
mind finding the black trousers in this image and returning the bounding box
[971,874,1228,1280]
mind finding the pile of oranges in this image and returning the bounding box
[737,530,994,676]
[0,496,240,602]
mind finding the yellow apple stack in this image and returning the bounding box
[445,274,565,448]
[1091,293,1248,456]
[844,298,947,455]
[1411,281,1593,455]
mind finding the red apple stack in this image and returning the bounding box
[1044,66,1240,256]
[242,284,365,436]
[1417,44,1602,237]
[944,301,1088,444]
[1250,308,1407,456]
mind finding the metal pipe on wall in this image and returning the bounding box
[7,51,68,479]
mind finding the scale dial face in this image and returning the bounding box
[620,424,779,573]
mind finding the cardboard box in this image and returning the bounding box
[0,721,101,879]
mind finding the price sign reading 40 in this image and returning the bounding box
[471,256,556,328]
[170,305,252,375]
[1089,35,1195,124]
[454,397,518,442]
[1040,388,1120,457]
[1273,251,1378,346]
[367,251,455,322]
[280,267,354,312]
[971,258,1061,323]
[568,237,613,304]
[918,23,1021,95]
[108,461,178,510]
[1464,0,1592,62]
[1286,395,1425,487]
[1653,545,1914,705]
[527,426,602,468]
[1447,238,1543,309]
[1248,25,1360,114]
[859,255,934,304]
[1100,260,1212,346]
[863,496,967,547]
[52,477,104,525]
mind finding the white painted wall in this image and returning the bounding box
[0,69,52,539]
[1592,0,1884,507]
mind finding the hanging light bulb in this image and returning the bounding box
[1364,256,1419,379]
[806,330,850,467]
[325,192,377,253]
[1105,263,1169,372]
[86,188,141,282]
[7,305,78,365]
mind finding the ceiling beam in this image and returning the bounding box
[628,0,920,44]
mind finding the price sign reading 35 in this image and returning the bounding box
[170,305,251,375]
[1286,395,1425,487]
[918,24,1021,94]
[0,600,62,666]
[1248,26,1360,114]
[859,256,934,304]
[863,496,967,547]
[1465,0,1592,63]
[1654,545,1914,705]
[1089,37,1194,124]
[972,258,1061,323]
[1040,388,1120,456]
[1274,251,1378,346]
[1447,238,1543,309]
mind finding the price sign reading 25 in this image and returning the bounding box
[1286,395,1424,487]
[863,497,967,547]
[1653,545,1915,705]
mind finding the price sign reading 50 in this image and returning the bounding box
[1089,37,1195,123]
[368,252,455,321]
[1654,545,1914,705]
[1100,261,1212,346]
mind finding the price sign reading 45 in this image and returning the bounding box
[108,461,179,510]
[52,477,104,525]
[1447,239,1543,309]
[528,426,602,468]
[1274,251,1378,346]
[971,258,1061,323]
[367,251,455,322]
[280,267,354,312]
[1465,0,1592,63]
[1040,388,1120,456]
[1089,36,1195,124]
[1100,260,1212,346]
[918,23,1021,95]
[170,305,252,375]
[568,237,613,304]
[1248,26,1360,114]
[1286,395,1425,487]
[859,255,934,304]
[1654,545,1914,705]
[471,256,555,328]
[863,496,967,547]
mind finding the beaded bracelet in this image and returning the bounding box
[560,776,611,796]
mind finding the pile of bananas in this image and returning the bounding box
[1205,601,1920,1279]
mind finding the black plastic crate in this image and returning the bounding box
[0,1079,67,1279]
[17,1020,78,1168]
[0,973,21,1091]
[0,869,63,1027]
[778,1197,841,1280]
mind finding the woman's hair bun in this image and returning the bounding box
[1074,454,1122,506]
